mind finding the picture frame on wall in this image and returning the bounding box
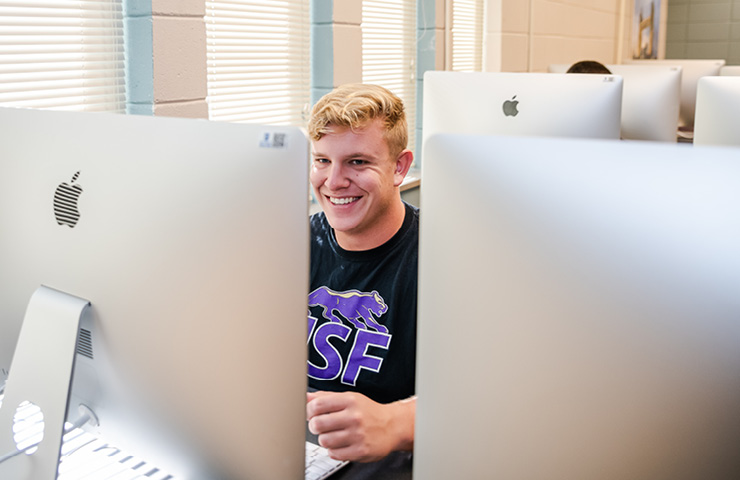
[632,0,661,59]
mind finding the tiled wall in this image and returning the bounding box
[151,0,207,118]
[133,0,678,118]
[125,0,208,117]
[486,0,633,73]
[666,0,740,65]
[311,0,363,105]
[530,0,627,71]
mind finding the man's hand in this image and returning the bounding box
[306,390,415,463]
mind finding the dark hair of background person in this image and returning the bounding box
[566,60,612,74]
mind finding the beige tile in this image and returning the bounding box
[489,0,632,72]
[153,16,207,103]
[153,0,204,16]
[530,36,615,72]
[334,0,362,25]
[502,0,529,33]
[532,1,616,39]
[566,0,619,13]
[154,100,209,118]
[501,33,530,72]
[435,28,446,70]
[333,24,362,85]
[435,0,446,30]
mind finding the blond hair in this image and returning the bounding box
[307,84,408,157]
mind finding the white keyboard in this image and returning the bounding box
[1,394,347,480]
[305,441,348,480]
[0,397,174,480]
[58,429,174,480]
[61,438,349,480]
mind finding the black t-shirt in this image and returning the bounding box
[307,202,419,404]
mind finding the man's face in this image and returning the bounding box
[310,118,403,249]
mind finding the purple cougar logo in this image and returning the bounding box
[308,287,389,334]
[307,286,392,385]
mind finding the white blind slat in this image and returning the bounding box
[206,0,310,126]
[451,0,484,72]
[362,0,417,155]
[210,82,310,92]
[0,0,126,112]
[0,77,125,95]
[0,1,120,10]
[0,61,124,76]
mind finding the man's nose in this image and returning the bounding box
[325,162,350,189]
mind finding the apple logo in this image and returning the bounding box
[502,95,519,117]
[53,171,83,228]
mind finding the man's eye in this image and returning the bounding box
[314,158,329,164]
[349,159,366,165]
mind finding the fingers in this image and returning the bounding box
[307,391,356,419]
[307,391,357,435]
[305,391,393,462]
[306,389,335,404]
[308,413,338,436]
[315,427,352,451]
[318,427,379,463]
[306,391,416,462]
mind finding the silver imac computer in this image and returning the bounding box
[549,63,681,142]
[626,58,726,133]
[415,133,740,479]
[421,71,622,155]
[720,65,740,76]
[694,76,740,146]
[0,108,309,479]
[607,64,681,142]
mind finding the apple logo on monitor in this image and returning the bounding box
[502,95,519,117]
[53,171,83,228]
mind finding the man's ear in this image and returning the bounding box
[393,149,414,187]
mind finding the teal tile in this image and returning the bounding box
[125,0,152,17]
[312,0,334,24]
[312,24,334,90]
[124,17,153,104]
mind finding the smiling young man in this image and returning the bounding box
[305,84,418,463]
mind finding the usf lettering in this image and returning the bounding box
[307,287,392,386]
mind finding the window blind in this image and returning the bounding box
[362,0,417,153]
[205,0,310,126]
[0,0,126,112]
[451,0,483,72]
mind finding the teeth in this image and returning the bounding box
[330,196,359,205]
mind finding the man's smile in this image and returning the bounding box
[329,196,361,205]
